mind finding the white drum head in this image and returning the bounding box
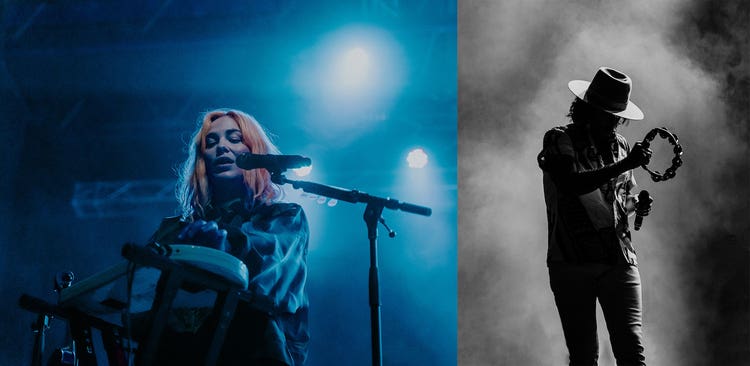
[169,245,249,289]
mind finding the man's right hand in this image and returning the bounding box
[624,142,652,169]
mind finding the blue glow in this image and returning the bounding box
[292,25,407,142]
[394,158,455,267]
[336,47,372,93]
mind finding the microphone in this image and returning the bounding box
[235,153,312,172]
[634,190,652,231]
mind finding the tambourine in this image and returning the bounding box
[639,127,683,182]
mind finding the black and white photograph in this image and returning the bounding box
[459,0,748,365]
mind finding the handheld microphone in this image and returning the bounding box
[634,190,652,231]
[235,153,312,172]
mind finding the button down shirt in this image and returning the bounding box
[538,123,638,265]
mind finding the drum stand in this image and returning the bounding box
[20,244,251,366]
[30,313,50,366]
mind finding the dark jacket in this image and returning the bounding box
[149,200,310,366]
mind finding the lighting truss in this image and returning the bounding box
[71,180,176,218]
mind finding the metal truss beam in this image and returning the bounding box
[71,179,176,218]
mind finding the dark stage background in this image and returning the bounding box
[459,0,748,365]
[0,1,457,365]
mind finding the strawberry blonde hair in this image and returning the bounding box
[176,109,282,219]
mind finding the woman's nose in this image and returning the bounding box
[216,142,230,154]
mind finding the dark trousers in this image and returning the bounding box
[549,262,646,366]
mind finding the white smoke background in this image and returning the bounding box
[459,0,748,365]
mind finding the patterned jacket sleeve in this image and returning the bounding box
[621,135,637,193]
[538,126,575,173]
[240,203,309,315]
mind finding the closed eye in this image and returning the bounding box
[227,130,242,143]
[205,134,219,148]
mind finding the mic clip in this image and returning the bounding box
[378,217,397,238]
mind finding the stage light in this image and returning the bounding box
[337,47,371,91]
[291,25,406,142]
[293,165,313,177]
[406,148,428,168]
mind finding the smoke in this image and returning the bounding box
[459,0,748,365]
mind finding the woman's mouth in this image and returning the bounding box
[214,156,234,166]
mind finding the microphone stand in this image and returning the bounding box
[269,171,431,366]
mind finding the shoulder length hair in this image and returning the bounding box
[176,109,282,219]
[567,97,629,128]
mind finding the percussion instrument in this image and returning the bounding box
[639,127,683,182]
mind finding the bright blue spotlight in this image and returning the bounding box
[291,25,406,138]
[407,148,429,168]
[337,47,371,91]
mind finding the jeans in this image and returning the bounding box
[549,262,645,366]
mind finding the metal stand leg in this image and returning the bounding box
[31,314,49,366]
[204,291,240,366]
[139,269,183,366]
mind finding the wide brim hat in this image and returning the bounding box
[568,67,644,120]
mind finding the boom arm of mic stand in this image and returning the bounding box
[272,174,432,217]
[271,172,431,366]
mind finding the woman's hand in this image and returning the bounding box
[177,219,228,252]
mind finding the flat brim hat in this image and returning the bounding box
[568,67,644,120]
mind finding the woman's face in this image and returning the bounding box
[203,116,251,182]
